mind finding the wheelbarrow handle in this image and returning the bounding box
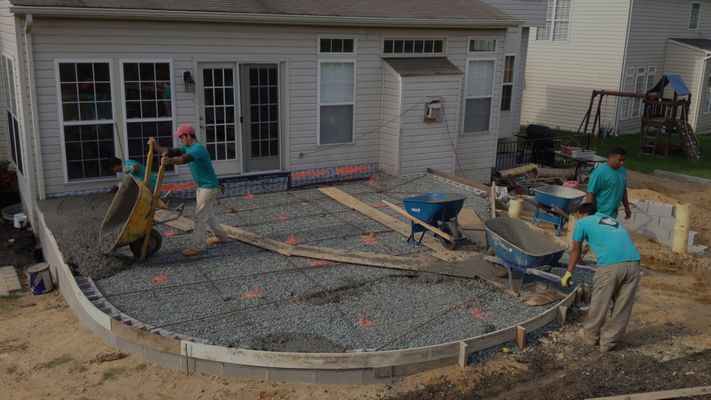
[138,159,168,261]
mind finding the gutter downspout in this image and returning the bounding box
[614,0,634,134]
[24,14,45,200]
[693,54,711,132]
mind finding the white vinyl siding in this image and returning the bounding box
[705,70,711,113]
[121,61,175,172]
[690,1,702,30]
[0,1,17,166]
[1,55,22,174]
[378,64,401,176]
[522,0,630,132]
[318,61,355,145]
[662,41,705,132]
[536,0,572,41]
[56,61,115,181]
[464,59,495,133]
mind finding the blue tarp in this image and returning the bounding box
[666,74,691,96]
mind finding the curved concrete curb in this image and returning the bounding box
[36,206,585,384]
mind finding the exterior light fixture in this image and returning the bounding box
[183,70,195,93]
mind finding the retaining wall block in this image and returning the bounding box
[632,200,649,213]
[689,244,708,254]
[658,216,676,230]
[647,201,674,218]
[623,212,658,233]
[688,231,699,247]
[645,227,672,243]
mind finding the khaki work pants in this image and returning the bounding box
[192,187,228,249]
[584,260,641,351]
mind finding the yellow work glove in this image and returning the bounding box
[561,271,574,288]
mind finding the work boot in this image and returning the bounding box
[207,236,231,245]
[577,328,598,346]
[182,247,206,257]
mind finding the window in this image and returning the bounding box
[318,61,355,144]
[58,62,114,181]
[536,0,572,41]
[122,61,174,171]
[203,68,237,160]
[501,56,515,111]
[464,59,495,133]
[621,66,656,120]
[1,56,22,174]
[320,38,354,54]
[690,2,701,30]
[469,39,496,52]
[383,39,445,56]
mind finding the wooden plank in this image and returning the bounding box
[426,168,490,193]
[219,224,293,256]
[318,187,477,263]
[290,245,420,271]
[458,342,469,368]
[111,319,181,354]
[586,385,711,400]
[557,305,568,326]
[490,182,497,219]
[515,326,526,350]
[466,326,517,352]
[382,200,456,242]
[154,209,194,232]
[458,208,485,230]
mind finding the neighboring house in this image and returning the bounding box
[522,0,711,136]
[0,0,545,224]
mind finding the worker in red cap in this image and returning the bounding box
[148,124,229,256]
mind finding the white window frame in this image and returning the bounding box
[536,0,572,42]
[621,65,656,120]
[382,37,447,57]
[198,63,240,163]
[462,56,497,135]
[119,59,177,173]
[316,59,356,146]
[1,54,23,176]
[54,59,116,184]
[317,35,357,56]
[501,54,516,112]
[689,1,702,30]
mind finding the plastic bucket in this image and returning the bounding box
[25,263,54,295]
[13,212,27,229]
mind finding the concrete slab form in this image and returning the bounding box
[35,173,587,384]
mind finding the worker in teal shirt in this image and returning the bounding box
[106,156,157,191]
[562,203,641,353]
[586,147,631,219]
[148,124,229,257]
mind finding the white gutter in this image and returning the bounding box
[614,0,634,134]
[692,54,711,131]
[23,14,45,200]
[9,6,520,28]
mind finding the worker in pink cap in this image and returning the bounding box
[148,124,229,256]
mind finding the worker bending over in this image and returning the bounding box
[586,147,631,219]
[107,156,157,191]
[148,124,229,256]
[562,203,641,352]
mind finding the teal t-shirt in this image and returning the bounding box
[125,159,157,191]
[179,143,219,189]
[573,212,640,267]
[587,163,626,218]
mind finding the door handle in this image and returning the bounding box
[240,116,244,123]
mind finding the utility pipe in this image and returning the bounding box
[24,14,46,200]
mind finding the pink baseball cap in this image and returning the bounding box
[173,124,196,138]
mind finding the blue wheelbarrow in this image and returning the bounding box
[484,216,569,294]
[531,184,586,236]
[396,193,467,250]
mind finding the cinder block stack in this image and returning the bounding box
[620,200,707,253]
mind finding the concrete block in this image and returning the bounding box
[689,244,708,254]
[222,363,268,380]
[658,216,676,230]
[115,336,146,358]
[145,347,186,371]
[688,231,699,247]
[631,200,649,213]
[193,359,224,376]
[647,201,674,218]
[645,227,672,243]
[623,212,657,232]
[313,369,366,384]
[266,368,316,383]
[0,266,21,296]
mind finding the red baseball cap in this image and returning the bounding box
[173,124,195,138]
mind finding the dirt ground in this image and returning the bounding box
[1,171,711,399]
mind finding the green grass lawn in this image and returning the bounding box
[586,133,711,179]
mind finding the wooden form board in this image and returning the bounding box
[154,209,194,232]
[318,187,477,263]
[457,208,485,230]
[382,200,456,242]
[586,385,711,400]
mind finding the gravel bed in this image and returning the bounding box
[250,215,362,243]
[288,188,328,202]
[219,191,295,212]
[365,174,425,192]
[197,251,294,280]
[333,211,391,234]
[215,270,317,309]
[298,262,411,291]
[308,234,393,254]
[334,181,377,195]
[95,261,205,296]
[167,312,251,347]
[106,283,232,327]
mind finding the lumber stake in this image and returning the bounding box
[458,342,469,368]
[515,326,526,350]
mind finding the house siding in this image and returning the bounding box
[696,58,711,133]
[619,0,711,133]
[398,75,461,175]
[663,41,704,132]
[481,0,547,27]
[378,63,401,176]
[0,1,16,163]
[521,0,631,132]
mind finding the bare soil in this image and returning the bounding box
[1,171,710,399]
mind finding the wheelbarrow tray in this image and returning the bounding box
[99,175,154,254]
[402,193,466,225]
[484,216,568,268]
[533,185,586,213]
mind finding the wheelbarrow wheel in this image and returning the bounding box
[129,228,162,258]
[486,248,509,278]
[438,221,461,250]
